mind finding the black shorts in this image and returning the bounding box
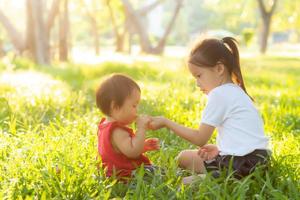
[204,149,271,179]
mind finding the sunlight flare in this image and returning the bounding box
[0,71,70,103]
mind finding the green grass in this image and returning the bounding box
[0,55,299,199]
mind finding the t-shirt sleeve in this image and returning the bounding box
[201,90,228,127]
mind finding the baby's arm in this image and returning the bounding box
[150,116,215,147]
[111,116,149,159]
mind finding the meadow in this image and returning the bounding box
[0,55,299,199]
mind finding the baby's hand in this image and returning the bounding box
[198,144,219,161]
[143,138,160,152]
[148,116,166,130]
[136,115,151,130]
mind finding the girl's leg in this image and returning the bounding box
[177,150,206,174]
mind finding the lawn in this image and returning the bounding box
[0,55,299,199]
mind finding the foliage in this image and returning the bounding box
[242,28,254,46]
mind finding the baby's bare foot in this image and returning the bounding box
[182,174,206,185]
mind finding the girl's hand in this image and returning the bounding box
[148,116,166,130]
[143,138,160,152]
[198,144,219,161]
[136,115,151,131]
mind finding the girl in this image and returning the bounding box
[149,37,270,182]
[96,74,159,179]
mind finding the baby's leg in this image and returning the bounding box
[177,150,206,174]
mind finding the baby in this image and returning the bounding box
[96,74,159,178]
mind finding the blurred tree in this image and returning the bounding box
[273,0,300,42]
[199,0,257,34]
[0,10,26,53]
[126,0,164,53]
[80,0,104,55]
[122,0,183,54]
[242,28,254,46]
[47,0,60,59]
[257,0,277,54]
[0,0,60,64]
[26,0,48,64]
[106,0,126,52]
[106,0,164,53]
[58,0,69,61]
[69,0,110,55]
[0,34,4,57]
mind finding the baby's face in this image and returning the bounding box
[113,88,141,125]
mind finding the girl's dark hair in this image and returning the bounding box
[96,74,140,116]
[189,37,253,100]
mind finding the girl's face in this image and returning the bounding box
[188,63,223,95]
[111,88,141,125]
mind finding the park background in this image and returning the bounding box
[0,0,299,199]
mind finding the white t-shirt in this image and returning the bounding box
[201,83,269,156]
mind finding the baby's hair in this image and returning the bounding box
[96,74,140,116]
[189,37,253,100]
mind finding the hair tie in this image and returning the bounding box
[220,38,225,44]
[220,38,233,54]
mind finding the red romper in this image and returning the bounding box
[97,118,151,177]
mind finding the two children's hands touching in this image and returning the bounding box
[136,115,160,152]
[136,115,152,130]
[137,115,165,131]
[148,116,166,130]
[198,144,219,161]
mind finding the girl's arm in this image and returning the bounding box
[111,116,149,159]
[150,116,215,147]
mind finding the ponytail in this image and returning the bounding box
[222,37,253,101]
[189,36,253,101]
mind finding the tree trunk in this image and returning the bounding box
[59,0,69,61]
[122,0,153,53]
[94,26,100,56]
[122,0,183,54]
[46,0,61,36]
[0,0,60,64]
[0,10,25,52]
[89,17,100,55]
[108,0,164,53]
[33,0,49,64]
[128,32,132,53]
[26,0,49,65]
[125,15,133,53]
[46,0,61,60]
[0,38,4,57]
[26,0,34,57]
[257,0,277,54]
[152,0,183,54]
[83,0,100,55]
[107,0,125,52]
[260,15,271,54]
